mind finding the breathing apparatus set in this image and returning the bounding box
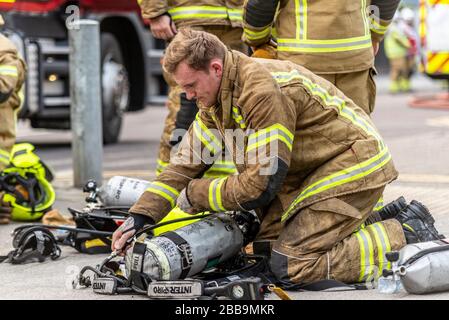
[7,173,449,298]
[73,206,271,300]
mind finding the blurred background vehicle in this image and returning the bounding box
[0,0,168,144]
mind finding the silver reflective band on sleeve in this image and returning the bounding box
[146,182,180,208]
[169,6,228,20]
[208,178,227,212]
[247,124,294,152]
[244,26,272,41]
[228,9,243,21]
[277,36,372,53]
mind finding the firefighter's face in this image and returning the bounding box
[174,60,223,108]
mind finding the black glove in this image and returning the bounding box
[170,93,198,146]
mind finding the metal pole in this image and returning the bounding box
[69,20,103,188]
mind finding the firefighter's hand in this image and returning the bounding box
[149,14,177,41]
[0,192,12,225]
[251,43,277,59]
[111,214,153,255]
[372,39,380,56]
[176,188,195,214]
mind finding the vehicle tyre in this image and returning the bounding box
[101,32,130,144]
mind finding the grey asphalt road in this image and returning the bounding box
[1,74,449,300]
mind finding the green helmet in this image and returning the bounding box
[0,143,55,221]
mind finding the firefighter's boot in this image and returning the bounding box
[378,196,407,220]
[365,196,408,225]
[395,200,443,244]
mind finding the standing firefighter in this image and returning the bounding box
[0,15,27,224]
[139,0,246,177]
[112,30,443,285]
[385,8,416,93]
[242,0,402,115]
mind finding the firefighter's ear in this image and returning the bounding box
[210,58,223,78]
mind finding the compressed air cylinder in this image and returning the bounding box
[99,176,206,234]
[99,176,151,207]
[125,213,244,280]
[397,240,449,294]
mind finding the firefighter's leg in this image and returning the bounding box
[270,187,407,284]
[319,68,377,115]
[155,85,182,176]
[399,57,411,92]
[0,105,16,171]
[249,196,284,256]
[200,25,248,54]
[388,58,402,94]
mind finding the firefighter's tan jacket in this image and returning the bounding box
[242,0,399,74]
[139,0,244,28]
[130,50,397,223]
[0,34,26,168]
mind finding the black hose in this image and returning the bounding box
[135,213,214,238]
[13,224,113,237]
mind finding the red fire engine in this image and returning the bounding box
[0,0,166,143]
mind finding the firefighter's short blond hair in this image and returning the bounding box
[163,28,227,74]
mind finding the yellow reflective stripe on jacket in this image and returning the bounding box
[277,35,372,53]
[193,114,222,155]
[232,106,247,129]
[228,8,243,21]
[355,228,375,282]
[146,182,180,208]
[373,196,384,212]
[367,222,392,273]
[247,123,294,152]
[280,0,371,53]
[0,148,10,166]
[283,147,392,221]
[0,65,18,77]
[370,17,389,35]
[209,160,237,174]
[244,26,272,41]
[169,6,228,20]
[208,178,227,212]
[156,158,169,176]
[295,0,307,40]
[271,70,385,150]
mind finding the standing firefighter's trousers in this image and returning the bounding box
[319,68,377,115]
[0,103,18,171]
[267,187,406,284]
[156,26,246,176]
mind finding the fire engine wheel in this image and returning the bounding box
[101,33,130,144]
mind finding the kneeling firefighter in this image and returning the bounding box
[0,143,55,224]
[112,29,444,287]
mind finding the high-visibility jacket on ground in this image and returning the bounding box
[0,34,26,169]
[139,0,244,28]
[242,0,401,73]
[419,0,449,76]
[130,50,398,224]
